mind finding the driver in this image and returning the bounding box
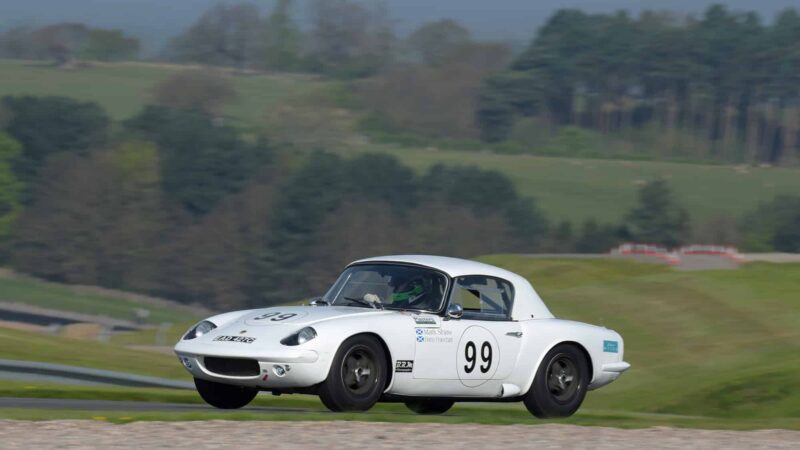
[391,275,434,310]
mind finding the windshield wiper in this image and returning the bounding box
[343,296,383,310]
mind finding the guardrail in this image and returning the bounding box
[0,359,193,390]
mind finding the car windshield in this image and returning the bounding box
[324,264,448,312]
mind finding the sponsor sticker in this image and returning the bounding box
[415,327,453,344]
[603,340,618,353]
[214,335,256,344]
[395,360,414,373]
[413,316,437,325]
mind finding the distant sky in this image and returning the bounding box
[1,0,798,54]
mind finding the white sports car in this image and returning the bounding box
[175,255,629,417]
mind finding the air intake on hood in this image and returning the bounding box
[203,357,260,377]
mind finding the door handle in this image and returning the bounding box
[506,332,523,337]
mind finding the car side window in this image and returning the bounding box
[449,275,514,321]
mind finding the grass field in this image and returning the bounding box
[1,258,798,428]
[0,270,204,325]
[3,59,800,223]
[0,59,338,126]
[478,256,800,421]
[0,327,188,379]
[354,145,800,223]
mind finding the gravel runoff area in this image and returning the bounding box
[2,421,799,449]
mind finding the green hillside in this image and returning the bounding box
[0,270,204,325]
[0,59,338,125]
[2,59,799,223]
[0,327,187,379]
[478,256,800,420]
[363,146,800,223]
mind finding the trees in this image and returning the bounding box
[253,153,548,306]
[81,28,140,61]
[165,2,262,70]
[574,219,625,253]
[0,133,23,248]
[307,0,394,77]
[360,40,511,139]
[125,106,269,216]
[30,23,90,67]
[625,180,690,247]
[0,24,139,64]
[406,19,471,66]
[420,164,548,249]
[261,0,303,71]
[151,69,236,116]
[476,6,800,164]
[1,96,109,187]
[12,143,164,288]
[152,178,281,309]
[740,195,800,252]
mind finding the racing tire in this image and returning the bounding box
[194,378,258,409]
[318,334,387,412]
[404,398,455,415]
[523,344,589,418]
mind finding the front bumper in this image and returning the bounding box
[175,341,330,389]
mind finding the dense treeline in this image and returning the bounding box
[478,6,800,164]
[4,2,799,164]
[162,0,393,77]
[0,95,551,308]
[0,23,140,65]
[1,94,798,309]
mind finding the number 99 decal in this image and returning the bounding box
[245,311,308,326]
[457,325,499,387]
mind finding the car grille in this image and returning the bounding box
[203,357,260,377]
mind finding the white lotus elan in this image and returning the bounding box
[175,255,629,417]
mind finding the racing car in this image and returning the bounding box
[175,255,629,417]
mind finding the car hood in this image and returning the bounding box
[176,305,439,356]
[232,305,394,328]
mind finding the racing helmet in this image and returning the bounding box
[391,276,427,303]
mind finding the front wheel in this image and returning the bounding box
[523,344,589,418]
[318,334,387,412]
[194,378,258,409]
[404,398,454,415]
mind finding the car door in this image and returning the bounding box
[412,275,522,395]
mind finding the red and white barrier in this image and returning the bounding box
[610,243,743,266]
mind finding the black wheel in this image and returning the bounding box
[404,398,454,415]
[318,334,387,412]
[523,344,589,418]
[194,378,258,409]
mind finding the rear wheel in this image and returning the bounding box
[318,334,387,412]
[194,378,258,409]
[523,344,589,418]
[404,398,454,415]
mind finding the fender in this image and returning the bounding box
[512,319,624,395]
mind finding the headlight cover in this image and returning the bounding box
[281,327,317,346]
[183,320,217,340]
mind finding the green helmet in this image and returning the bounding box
[392,278,425,302]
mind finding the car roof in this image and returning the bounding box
[349,255,554,320]
[351,255,516,279]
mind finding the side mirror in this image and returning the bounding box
[309,297,328,306]
[447,303,463,319]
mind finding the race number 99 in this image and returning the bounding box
[457,326,499,386]
[463,341,492,374]
[253,312,297,321]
